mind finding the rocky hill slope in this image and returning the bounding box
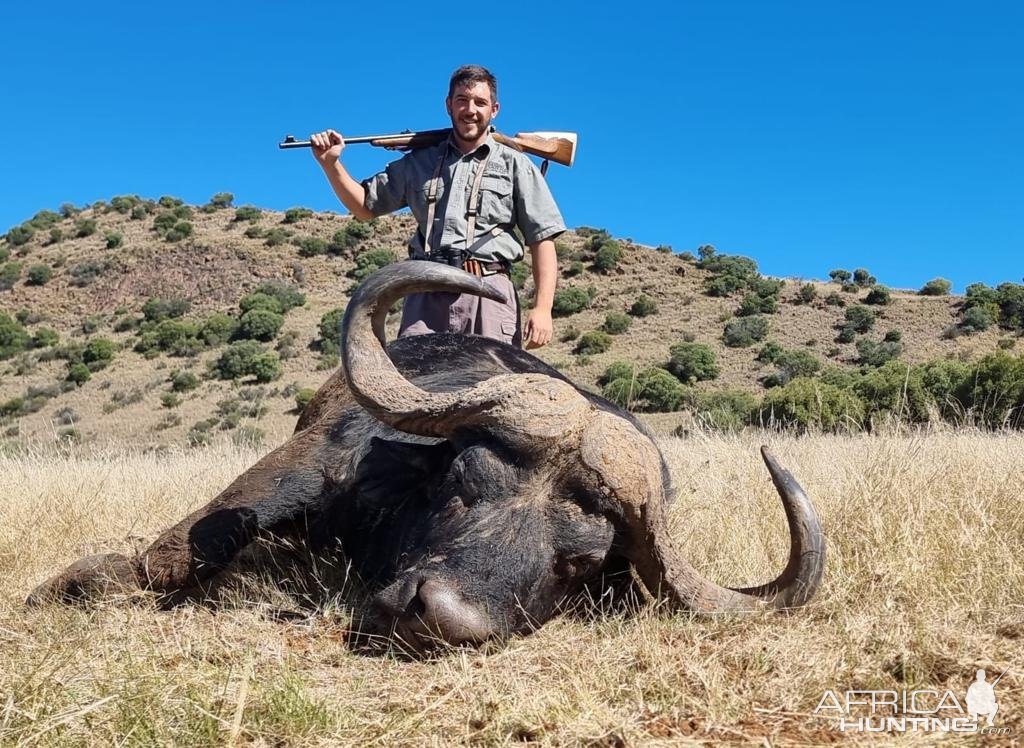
[0,196,1008,448]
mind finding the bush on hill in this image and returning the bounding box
[667,342,719,383]
[552,286,595,317]
[629,294,658,317]
[919,278,952,296]
[723,315,768,347]
[26,264,52,285]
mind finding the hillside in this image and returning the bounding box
[0,196,1013,448]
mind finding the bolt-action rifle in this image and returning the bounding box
[279,127,577,174]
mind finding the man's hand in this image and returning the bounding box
[310,129,344,168]
[523,308,553,349]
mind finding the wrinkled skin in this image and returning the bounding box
[28,262,826,651]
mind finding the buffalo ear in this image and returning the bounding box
[352,437,455,506]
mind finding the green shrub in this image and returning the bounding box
[66,362,91,386]
[237,309,284,341]
[856,339,902,367]
[575,330,613,355]
[794,283,817,304]
[130,205,148,220]
[700,254,759,297]
[283,207,314,224]
[756,341,784,364]
[954,353,1024,428]
[552,287,592,317]
[47,228,62,245]
[234,205,262,222]
[510,263,529,291]
[198,313,238,345]
[209,192,234,209]
[844,305,876,333]
[835,326,857,344]
[766,349,821,386]
[239,292,285,315]
[59,203,79,218]
[919,278,952,296]
[26,264,52,285]
[1,262,23,290]
[853,268,875,287]
[694,389,758,431]
[960,303,994,334]
[0,313,31,359]
[143,298,190,322]
[600,361,638,385]
[723,315,768,347]
[667,342,719,383]
[161,392,182,408]
[295,387,316,413]
[629,294,658,317]
[211,341,282,382]
[318,308,345,356]
[824,291,845,307]
[82,338,116,369]
[864,285,892,305]
[737,293,777,316]
[296,236,328,257]
[154,319,201,355]
[68,259,109,287]
[170,370,200,392]
[636,367,689,412]
[602,312,631,335]
[158,195,183,208]
[346,220,374,240]
[110,195,141,214]
[350,249,396,282]
[829,269,851,283]
[0,247,9,263]
[253,281,305,313]
[853,361,931,423]
[163,221,193,242]
[244,226,266,239]
[105,231,123,249]
[74,219,97,238]
[7,226,35,246]
[884,329,902,342]
[759,378,865,432]
[592,241,622,272]
[32,327,59,348]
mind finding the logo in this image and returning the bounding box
[813,667,1010,735]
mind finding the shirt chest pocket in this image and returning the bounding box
[478,174,514,226]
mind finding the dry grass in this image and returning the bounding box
[1,431,1022,745]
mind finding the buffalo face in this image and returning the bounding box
[361,440,618,649]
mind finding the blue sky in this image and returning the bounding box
[1,1,1020,291]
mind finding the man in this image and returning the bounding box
[309,65,565,349]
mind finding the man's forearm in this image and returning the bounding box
[321,161,373,221]
[529,239,558,312]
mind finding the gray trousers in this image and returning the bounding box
[398,272,522,347]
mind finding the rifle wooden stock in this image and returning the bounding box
[279,128,577,167]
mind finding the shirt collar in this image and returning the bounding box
[446,129,495,159]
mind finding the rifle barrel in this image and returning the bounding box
[279,129,451,149]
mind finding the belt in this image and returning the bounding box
[463,258,509,277]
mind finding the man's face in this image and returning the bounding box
[446,82,499,144]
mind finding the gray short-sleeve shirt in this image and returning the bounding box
[361,133,565,263]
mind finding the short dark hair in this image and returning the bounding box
[448,65,497,101]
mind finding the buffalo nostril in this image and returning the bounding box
[415,578,494,645]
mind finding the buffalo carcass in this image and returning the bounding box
[27,261,826,649]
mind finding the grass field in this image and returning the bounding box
[1,430,1021,745]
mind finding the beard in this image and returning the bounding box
[451,113,491,142]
